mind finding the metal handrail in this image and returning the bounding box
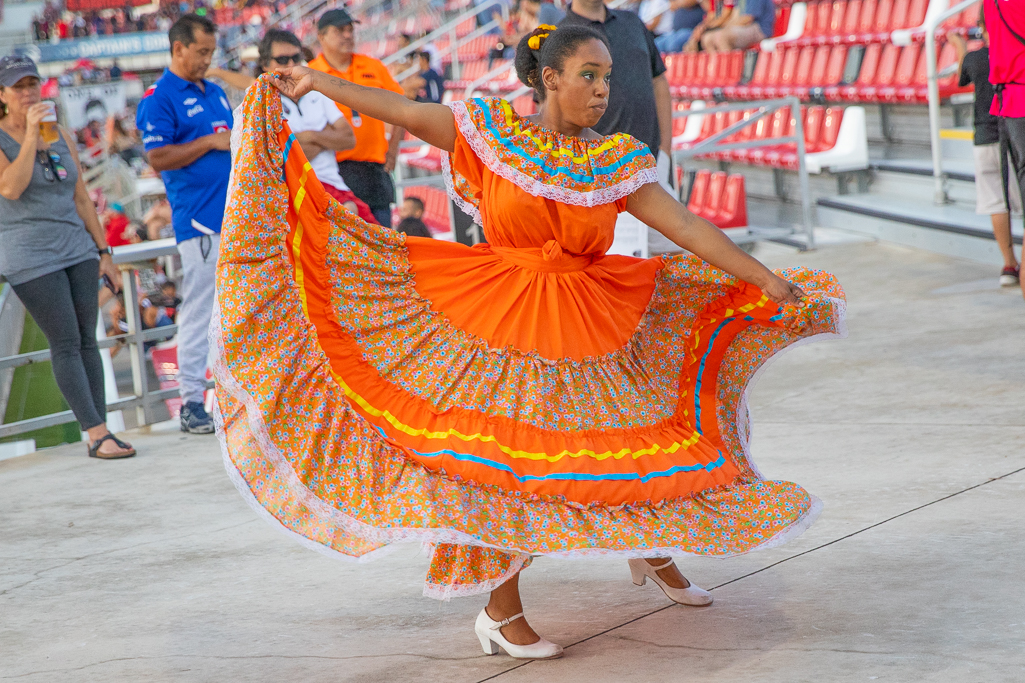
[0,239,185,439]
[671,97,815,249]
[892,0,981,205]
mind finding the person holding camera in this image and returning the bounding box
[0,55,135,459]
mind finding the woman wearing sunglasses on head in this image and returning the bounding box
[0,55,135,460]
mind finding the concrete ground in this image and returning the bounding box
[2,236,1024,682]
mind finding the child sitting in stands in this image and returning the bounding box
[396,197,433,238]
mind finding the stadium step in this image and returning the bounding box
[817,193,1024,266]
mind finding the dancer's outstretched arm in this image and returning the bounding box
[271,66,457,153]
[627,181,806,306]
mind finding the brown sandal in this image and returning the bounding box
[88,434,136,460]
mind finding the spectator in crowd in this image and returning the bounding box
[691,0,775,53]
[107,294,176,354]
[396,196,433,237]
[109,60,123,80]
[136,14,232,434]
[309,9,407,227]
[0,55,135,459]
[106,114,144,167]
[102,202,134,247]
[639,0,675,43]
[206,31,379,225]
[264,30,377,222]
[560,0,673,169]
[476,0,511,34]
[397,216,433,238]
[653,0,705,53]
[985,0,1025,300]
[537,0,566,26]
[416,51,445,104]
[951,17,1021,287]
[143,197,174,240]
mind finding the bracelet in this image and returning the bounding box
[98,246,113,256]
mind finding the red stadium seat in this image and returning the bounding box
[803,105,826,151]
[726,51,766,99]
[700,172,728,222]
[794,46,818,88]
[672,101,690,139]
[856,0,877,36]
[823,45,848,86]
[871,0,894,38]
[512,94,537,116]
[878,43,919,102]
[687,169,711,215]
[683,51,698,84]
[713,174,748,228]
[826,42,880,100]
[695,52,709,86]
[731,110,772,163]
[773,4,792,38]
[455,18,476,37]
[747,109,791,165]
[764,47,801,99]
[842,0,862,36]
[858,42,899,101]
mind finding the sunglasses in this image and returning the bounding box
[270,53,303,66]
[37,149,68,182]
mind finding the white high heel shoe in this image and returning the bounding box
[628,558,713,606]
[474,608,564,660]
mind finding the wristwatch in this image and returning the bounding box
[98,246,113,256]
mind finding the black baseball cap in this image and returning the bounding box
[317,8,360,31]
[0,55,41,88]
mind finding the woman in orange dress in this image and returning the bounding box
[215,25,845,659]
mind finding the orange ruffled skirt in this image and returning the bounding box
[213,80,847,599]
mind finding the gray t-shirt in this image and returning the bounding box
[0,127,97,285]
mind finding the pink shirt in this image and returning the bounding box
[986,0,1025,117]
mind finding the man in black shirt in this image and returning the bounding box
[952,20,1021,287]
[559,0,672,164]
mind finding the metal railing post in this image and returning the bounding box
[120,265,149,427]
[925,31,947,205]
[790,96,815,249]
[450,26,460,81]
[891,0,981,205]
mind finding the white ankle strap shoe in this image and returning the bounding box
[474,608,564,659]
[628,558,713,606]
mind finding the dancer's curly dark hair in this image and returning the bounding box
[514,24,610,102]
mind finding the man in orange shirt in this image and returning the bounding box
[309,9,406,227]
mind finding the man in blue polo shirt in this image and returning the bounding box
[137,13,231,434]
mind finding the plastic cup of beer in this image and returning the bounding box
[39,101,59,145]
